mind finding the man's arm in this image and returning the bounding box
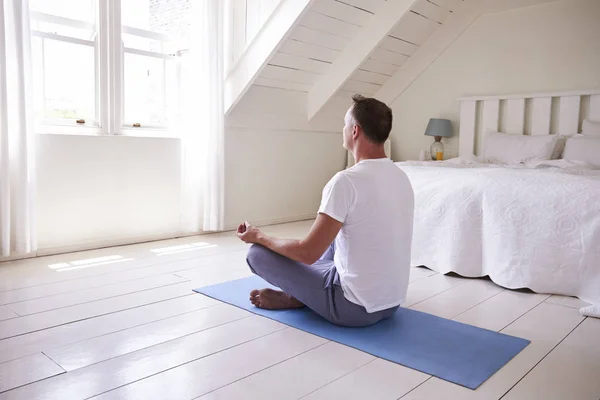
[237,213,342,265]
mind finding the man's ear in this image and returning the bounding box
[352,124,360,140]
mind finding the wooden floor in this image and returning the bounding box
[0,221,598,399]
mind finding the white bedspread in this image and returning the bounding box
[396,160,600,317]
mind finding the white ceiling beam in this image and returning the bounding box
[375,0,561,105]
[375,0,480,105]
[307,0,419,121]
[224,0,315,115]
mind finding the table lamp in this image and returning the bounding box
[425,118,452,160]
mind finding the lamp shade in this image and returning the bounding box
[424,118,453,137]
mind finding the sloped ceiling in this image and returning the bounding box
[226,0,558,118]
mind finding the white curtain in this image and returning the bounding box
[0,0,36,257]
[180,0,225,233]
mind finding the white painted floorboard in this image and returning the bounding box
[300,358,429,400]
[407,266,437,283]
[6,273,186,316]
[0,353,64,393]
[92,328,327,400]
[0,317,286,399]
[198,342,375,400]
[0,221,598,399]
[410,279,505,319]
[0,306,17,321]
[454,290,550,331]
[502,317,600,400]
[545,294,590,309]
[0,280,196,340]
[0,294,216,364]
[44,304,251,371]
[403,273,466,307]
[0,249,246,304]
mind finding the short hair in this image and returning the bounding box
[350,94,393,144]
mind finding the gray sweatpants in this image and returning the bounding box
[246,243,398,327]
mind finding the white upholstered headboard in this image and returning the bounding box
[458,90,600,157]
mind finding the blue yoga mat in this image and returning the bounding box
[194,276,529,389]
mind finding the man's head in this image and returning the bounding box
[343,95,393,151]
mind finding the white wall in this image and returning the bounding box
[388,0,600,161]
[36,134,182,253]
[224,86,349,229]
[224,128,345,229]
[35,87,346,252]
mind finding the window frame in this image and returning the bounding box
[30,10,101,132]
[30,0,184,136]
[120,25,179,132]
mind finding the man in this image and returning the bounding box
[237,95,414,327]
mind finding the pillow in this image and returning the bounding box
[550,133,577,160]
[482,130,558,164]
[582,119,600,137]
[562,135,600,167]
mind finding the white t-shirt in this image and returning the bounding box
[318,158,414,313]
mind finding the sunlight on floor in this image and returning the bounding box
[48,255,135,272]
[150,242,218,256]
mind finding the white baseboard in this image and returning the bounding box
[34,230,197,258]
[1,215,314,265]
[0,252,37,264]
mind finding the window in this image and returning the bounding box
[30,0,98,127]
[30,0,191,135]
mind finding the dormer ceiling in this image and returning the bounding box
[225,0,557,119]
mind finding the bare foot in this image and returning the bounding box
[249,289,304,310]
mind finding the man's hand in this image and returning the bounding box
[237,221,263,244]
[237,214,342,265]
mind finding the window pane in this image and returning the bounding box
[122,0,188,129]
[121,0,191,36]
[122,34,167,54]
[30,0,96,22]
[124,53,167,126]
[37,40,96,121]
[122,0,191,49]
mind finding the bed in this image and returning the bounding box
[396,90,600,317]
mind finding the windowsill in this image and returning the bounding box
[36,127,180,140]
[120,128,178,139]
[36,124,103,135]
